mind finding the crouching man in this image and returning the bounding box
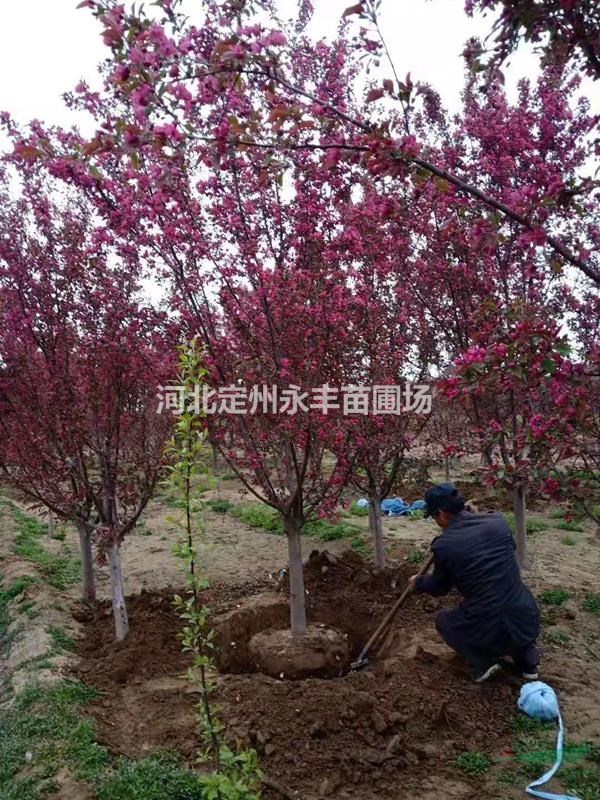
[409,483,540,683]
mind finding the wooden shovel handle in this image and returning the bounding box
[356,552,435,664]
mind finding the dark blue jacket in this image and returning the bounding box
[415,511,539,646]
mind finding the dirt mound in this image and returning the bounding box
[390,477,548,513]
[450,481,547,513]
[218,663,515,798]
[73,551,518,799]
[75,590,190,687]
[299,548,376,591]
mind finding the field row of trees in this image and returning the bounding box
[0,0,598,641]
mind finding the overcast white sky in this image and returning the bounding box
[0,0,555,137]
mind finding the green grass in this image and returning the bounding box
[496,768,525,786]
[97,752,205,800]
[538,588,571,606]
[229,501,363,542]
[18,653,55,672]
[561,535,577,546]
[207,498,233,514]
[162,495,205,513]
[504,743,600,799]
[135,522,153,537]
[510,714,556,775]
[550,507,592,523]
[350,535,368,555]
[231,503,282,533]
[583,594,600,616]
[18,601,40,620]
[407,549,426,564]
[455,751,491,775]
[0,681,110,799]
[1,575,37,641]
[47,625,76,653]
[563,764,600,800]
[1,680,254,800]
[349,501,369,517]
[12,507,80,590]
[218,469,237,481]
[498,714,599,793]
[511,714,552,735]
[163,494,186,508]
[557,520,585,532]
[588,743,600,764]
[303,519,361,542]
[503,513,551,535]
[543,628,570,646]
[12,507,48,538]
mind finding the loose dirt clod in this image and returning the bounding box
[249,625,349,679]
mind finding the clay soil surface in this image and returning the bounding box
[7,471,600,799]
[73,552,524,800]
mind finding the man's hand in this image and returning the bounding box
[408,575,419,593]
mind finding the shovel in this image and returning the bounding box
[350,552,435,671]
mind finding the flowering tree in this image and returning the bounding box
[423,393,476,482]
[49,0,599,286]
[540,347,600,529]
[184,154,358,637]
[465,0,600,80]
[0,162,174,638]
[327,187,431,569]
[6,0,598,599]
[398,69,594,497]
[3,12,365,636]
[199,294,353,637]
[52,104,362,636]
[443,308,584,566]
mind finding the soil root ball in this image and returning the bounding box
[249,625,349,679]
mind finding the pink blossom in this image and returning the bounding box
[543,477,560,496]
[265,30,287,47]
[458,345,487,366]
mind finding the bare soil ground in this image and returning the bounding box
[3,475,600,800]
[72,527,600,800]
[73,554,521,800]
[93,480,349,598]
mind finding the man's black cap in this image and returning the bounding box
[423,483,462,518]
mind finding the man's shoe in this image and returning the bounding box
[471,663,502,683]
[522,669,539,680]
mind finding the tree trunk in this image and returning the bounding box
[48,511,55,539]
[283,516,306,638]
[77,523,96,604]
[211,443,218,472]
[513,485,527,570]
[444,456,451,483]
[368,497,385,571]
[108,541,129,640]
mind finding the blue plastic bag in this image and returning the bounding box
[517,682,581,800]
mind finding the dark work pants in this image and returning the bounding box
[435,608,539,672]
